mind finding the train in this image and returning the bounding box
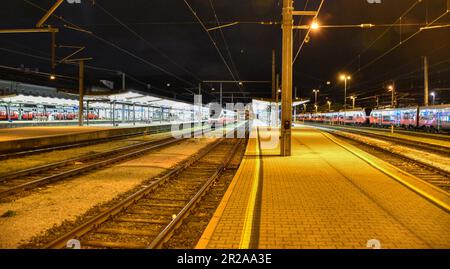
[208,109,236,125]
[0,110,99,121]
[298,104,450,132]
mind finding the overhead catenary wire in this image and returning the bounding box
[355,9,450,75]
[342,0,423,72]
[183,0,241,92]
[208,0,242,93]
[90,0,204,85]
[21,0,200,90]
[292,0,325,64]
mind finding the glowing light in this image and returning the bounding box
[50,75,56,80]
[311,21,320,30]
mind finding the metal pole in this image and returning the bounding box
[133,103,136,125]
[344,79,347,111]
[424,56,429,106]
[122,72,126,91]
[78,60,84,126]
[276,73,280,126]
[220,83,223,107]
[272,49,276,101]
[86,100,90,126]
[51,31,56,71]
[281,0,293,156]
[391,89,395,107]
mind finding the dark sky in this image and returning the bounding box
[0,0,449,106]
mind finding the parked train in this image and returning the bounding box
[298,104,450,132]
[0,109,99,121]
[208,109,237,125]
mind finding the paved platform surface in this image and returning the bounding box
[0,126,111,142]
[197,125,450,249]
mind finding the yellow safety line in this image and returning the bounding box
[320,131,450,213]
[238,127,261,249]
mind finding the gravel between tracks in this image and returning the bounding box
[321,128,450,173]
[0,132,172,174]
[0,138,216,249]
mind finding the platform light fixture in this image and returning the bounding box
[50,75,56,80]
[339,74,351,110]
[387,85,395,107]
[313,89,320,105]
[310,20,320,30]
[350,96,357,109]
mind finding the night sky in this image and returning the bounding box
[0,0,449,108]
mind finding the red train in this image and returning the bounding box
[299,104,450,132]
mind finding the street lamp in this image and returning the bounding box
[388,85,395,107]
[313,89,320,105]
[340,74,351,110]
[327,101,332,112]
[350,96,357,109]
[431,92,436,105]
[314,104,318,113]
[310,21,320,30]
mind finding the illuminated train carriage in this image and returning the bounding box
[340,109,367,125]
[418,105,450,132]
[208,109,236,126]
[369,107,418,128]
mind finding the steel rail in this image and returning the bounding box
[43,135,235,249]
[147,139,242,249]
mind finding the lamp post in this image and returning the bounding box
[314,104,318,113]
[388,85,395,108]
[340,74,351,110]
[431,92,436,105]
[327,101,332,112]
[350,96,357,109]
[313,89,320,106]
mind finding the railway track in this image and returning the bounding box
[327,131,450,193]
[313,124,450,157]
[43,137,243,249]
[0,123,204,160]
[0,127,211,200]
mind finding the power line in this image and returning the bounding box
[292,0,325,64]
[355,9,450,74]
[343,0,423,72]
[350,38,450,91]
[22,0,199,89]
[91,0,204,85]
[208,0,242,91]
[183,0,241,92]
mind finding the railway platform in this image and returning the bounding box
[197,125,450,249]
[0,122,201,154]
